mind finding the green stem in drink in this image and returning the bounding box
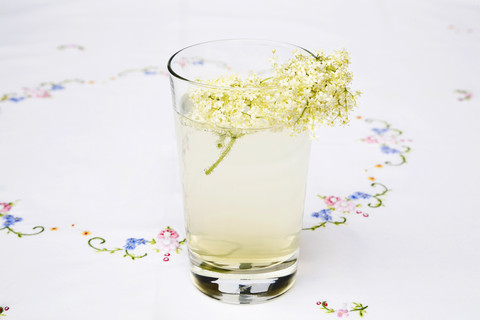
[205,133,239,175]
[295,101,309,124]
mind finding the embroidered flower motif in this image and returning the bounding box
[24,88,50,99]
[363,136,378,144]
[157,227,181,253]
[380,135,399,144]
[51,84,65,90]
[348,192,371,200]
[455,89,473,101]
[371,127,389,135]
[325,196,341,206]
[0,202,45,237]
[0,203,13,213]
[124,238,147,250]
[312,209,333,221]
[0,306,10,316]
[88,226,185,260]
[9,97,25,103]
[380,145,400,154]
[333,199,356,213]
[316,300,368,317]
[158,228,179,239]
[2,215,23,227]
[336,308,349,317]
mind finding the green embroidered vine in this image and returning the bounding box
[0,306,10,317]
[88,237,154,260]
[364,118,411,166]
[0,225,44,238]
[317,300,368,317]
[87,227,186,261]
[0,202,45,238]
[303,217,347,231]
[367,182,390,208]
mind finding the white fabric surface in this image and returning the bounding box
[1,0,479,319]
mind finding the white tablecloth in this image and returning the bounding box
[1,0,479,319]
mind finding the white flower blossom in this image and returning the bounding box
[188,49,361,136]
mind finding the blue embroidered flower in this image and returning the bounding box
[371,128,389,135]
[144,71,157,75]
[135,238,146,245]
[51,84,65,90]
[348,192,372,200]
[9,97,25,103]
[192,60,204,65]
[124,238,147,250]
[2,214,23,227]
[124,243,136,250]
[380,145,400,154]
[312,209,333,221]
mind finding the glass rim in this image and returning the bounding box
[166,38,315,91]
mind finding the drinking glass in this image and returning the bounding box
[167,39,312,304]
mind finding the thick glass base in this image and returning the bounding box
[189,251,298,304]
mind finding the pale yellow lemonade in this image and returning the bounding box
[175,112,311,269]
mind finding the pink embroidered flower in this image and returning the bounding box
[0,203,12,213]
[158,227,179,240]
[364,136,378,144]
[377,135,398,144]
[336,308,349,317]
[157,227,180,253]
[325,196,341,207]
[24,88,50,98]
[333,199,356,213]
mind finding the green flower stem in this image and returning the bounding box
[88,237,109,251]
[385,146,410,166]
[303,217,347,231]
[350,303,368,317]
[368,182,390,208]
[123,249,147,260]
[205,134,238,175]
[88,237,121,254]
[295,101,309,124]
[0,226,44,237]
[365,118,390,129]
[321,305,335,313]
[259,77,273,84]
[88,237,147,259]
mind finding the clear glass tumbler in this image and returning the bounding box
[167,40,312,304]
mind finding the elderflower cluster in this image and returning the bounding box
[188,49,360,136]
